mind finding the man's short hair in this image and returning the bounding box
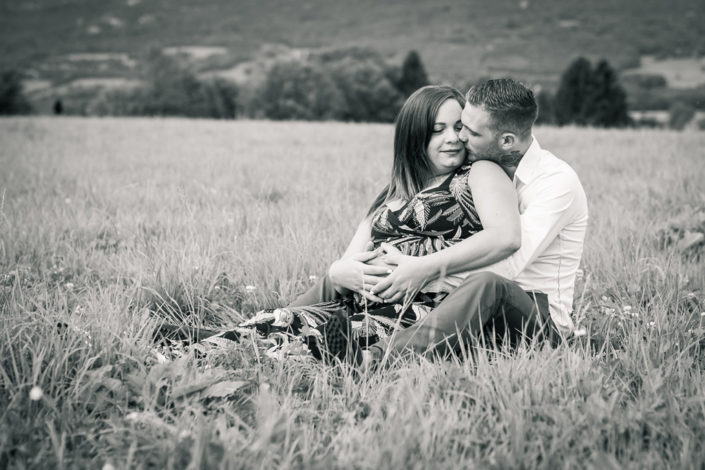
[465,78,538,138]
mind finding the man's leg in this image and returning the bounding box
[287,274,343,307]
[369,271,552,358]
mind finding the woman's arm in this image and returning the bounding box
[328,217,391,299]
[371,161,520,300]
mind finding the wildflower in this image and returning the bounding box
[245,285,256,293]
[102,464,116,470]
[576,269,584,280]
[29,386,43,401]
[64,282,74,290]
[649,321,656,327]
[126,411,139,421]
[601,296,608,302]
[309,275,317,281]
[178,430,191,440]
[701,312,705,317]
[573,328,587,337]
[687,292,696,299]
[623,305,631,312]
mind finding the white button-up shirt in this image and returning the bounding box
[482,137,588,335]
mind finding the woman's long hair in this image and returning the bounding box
[368,85,465,216]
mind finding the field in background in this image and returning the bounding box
[1,118,705,468]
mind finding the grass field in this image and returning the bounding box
[1,117,705,468]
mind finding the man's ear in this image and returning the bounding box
[499,132,516,150]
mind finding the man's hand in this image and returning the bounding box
[328,251,393,303]
[370,243,434,304]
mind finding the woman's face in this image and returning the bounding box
[426,99,466,177]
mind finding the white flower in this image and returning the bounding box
[701,312,705,317]
[102,463,116,470]
[245,285,256,293]
[64,282,74,290]
[29,386,43,401]
[649,321,656,327]
[623,305,631,312]
[65,197,72,204]
[573,328,587,337]
[126,411,139,421]
[308,275,317,281]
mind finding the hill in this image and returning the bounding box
[2,0,703,90]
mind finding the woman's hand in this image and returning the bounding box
[328,251,393,303]
[370,243,435,304]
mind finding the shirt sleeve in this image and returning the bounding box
[481,170,580,280]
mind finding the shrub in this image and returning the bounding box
[88,52,238,118]
[318,48,405,122]
[0,70,32,115]
[669,102,695,130]
[258,60,346,120]
[256,47,406,122]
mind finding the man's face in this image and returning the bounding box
[459,103,503,163]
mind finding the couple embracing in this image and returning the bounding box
[242,78,588,367]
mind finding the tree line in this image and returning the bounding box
[1,49,702,130]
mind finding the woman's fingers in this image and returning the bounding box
[353,250,378,262]
[370,277,393,296]
[360,290,385,304]
[362,274,385,289]
[362,264,393,276]
[386,292,405,304]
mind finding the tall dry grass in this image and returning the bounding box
[1,117,704,469]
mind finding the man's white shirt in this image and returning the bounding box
[437,137,588,336]
[485,137,588,335]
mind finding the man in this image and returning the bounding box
[354,78,588,362]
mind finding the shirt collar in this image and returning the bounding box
[513,136,541,185]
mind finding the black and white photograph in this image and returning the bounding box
[1,0,704,468]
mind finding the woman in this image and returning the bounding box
[239,85,520,361]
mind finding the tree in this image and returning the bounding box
[554,57,595,125]
[397,50,429,97]
[0,70,32,115]
[584,59,630,127]
[554,57,631,127]
[535,90,555,125]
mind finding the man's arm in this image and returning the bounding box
[481,170,582,280]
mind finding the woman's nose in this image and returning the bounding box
[446,128,460,142]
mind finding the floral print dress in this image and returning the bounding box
[239,163,484,359]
